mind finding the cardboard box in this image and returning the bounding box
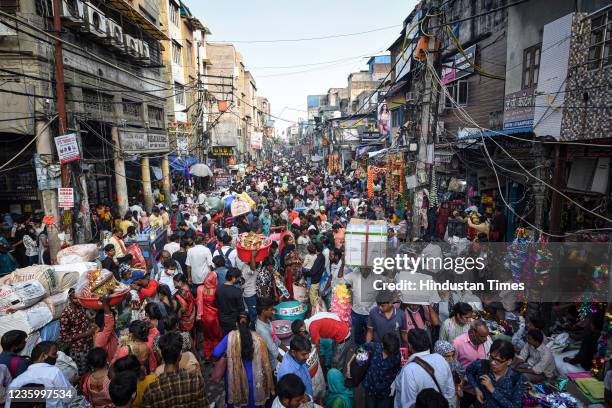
[345,218,388,267]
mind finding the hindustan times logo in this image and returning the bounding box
[372,254,486,275]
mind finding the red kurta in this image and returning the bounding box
[197,273,222,358]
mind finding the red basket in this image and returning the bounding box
[236,239,272,263]
[75,289,130,310]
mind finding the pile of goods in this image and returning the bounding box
[75,269,130,309]
[236,232,272,262]
[56,244,99,265]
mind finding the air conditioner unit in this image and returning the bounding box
[60,0,85,26]
[138,41,151,62]
[405,91,416,102]
[124,34,140,57]
[105,19,123,49]
[84,2,107,38]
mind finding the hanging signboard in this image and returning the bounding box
[441,44,476,84]
[215,172,233,188]
[34,154,61,190]
[503,87,536,129]
[211,146,233,156]
[55,133,81,164]
[119,129,169,153]
[250,132,263,149]
[58,188,74,208]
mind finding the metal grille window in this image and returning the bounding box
[147,106,163,124]
[588,10,612,70]
[522,44,541,88]
[172,41,182,65]
[174,82,185,106]
[83,89,113,113]
[0,0,19,13]
[122,99,142,118]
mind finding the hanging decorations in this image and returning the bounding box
[367,166,386,199]
[330,283,351,325]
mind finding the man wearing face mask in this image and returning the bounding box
[5,341,77,408]
[453,320,492,408]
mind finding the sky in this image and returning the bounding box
[189,0,418,129]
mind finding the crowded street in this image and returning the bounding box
[0,0,610,407]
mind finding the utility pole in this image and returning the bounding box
[412,0,439,240]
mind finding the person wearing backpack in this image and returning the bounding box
[465,339,524,408]
[214,234,238,269]
[393,328,455,408]
[0,330,29,378]
[404,303,441,344]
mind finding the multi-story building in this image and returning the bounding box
[206,42,244,164]
[0,0,169,218]
[159,0,209,160]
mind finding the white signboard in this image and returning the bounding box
[58,188,74,208]
[55,134,80,164]
[251,132,263,149]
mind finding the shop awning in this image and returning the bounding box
[168,155,199,172]
[456,127,533,140]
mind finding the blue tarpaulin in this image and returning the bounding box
[168,155,199,171]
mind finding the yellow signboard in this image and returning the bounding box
[212,146,233,156]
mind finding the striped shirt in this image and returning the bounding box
[440,317,470,343]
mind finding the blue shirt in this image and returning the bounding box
[277,352,313,396]
[362,342,401,397]
[466,359,524,408]
[0,351,29,378]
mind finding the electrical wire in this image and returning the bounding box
[0,115,57,171]
[211,24,402,43]
[429,64,612,227]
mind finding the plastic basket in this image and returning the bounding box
[75,289,130,310]
[236,239,272,263]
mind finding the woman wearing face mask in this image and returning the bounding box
[434,340,465,406]
[465,339,524,408]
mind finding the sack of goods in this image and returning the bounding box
[0,302,53,337]
[0,280,47,315]
[57,243,100,265]
[43,290,70,320]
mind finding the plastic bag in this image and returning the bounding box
[57,244,99,264]
[231,199,251,217]
[0,280,47,315]
[75,268,114,297]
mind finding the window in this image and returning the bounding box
[522,44,541,88]
[391,107,404,127]
[122,99,142,118]
[186,40,193,64]
[83,89,113,113]
[588,11,612,70]
[169,1,179,26]
[172,41,182,65]
[147,106,163,126]
[445,80,468,108]
[174,82,185,106]
[0,0,19,14]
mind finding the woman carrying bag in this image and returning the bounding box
[212,313,275,408]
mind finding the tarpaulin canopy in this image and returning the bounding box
[168,155,199,172]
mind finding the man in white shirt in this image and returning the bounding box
[197,192,206,205]
[512,329,556,383]
[5,341,77,408]
[394,329,456,408]
[185,236,213,287]
[163,233,180,256]
[344,268,380,345]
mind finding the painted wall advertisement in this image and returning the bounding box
[55,133,80,164]
[503,88,536,129]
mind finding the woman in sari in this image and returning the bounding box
[212,314,275,408]
[197,270,222,358]
[172,273,196,333]
[279,235,302,300]
[326,368,353,408]
[260,208,272,236]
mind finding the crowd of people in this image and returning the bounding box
[0,154,609,408]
